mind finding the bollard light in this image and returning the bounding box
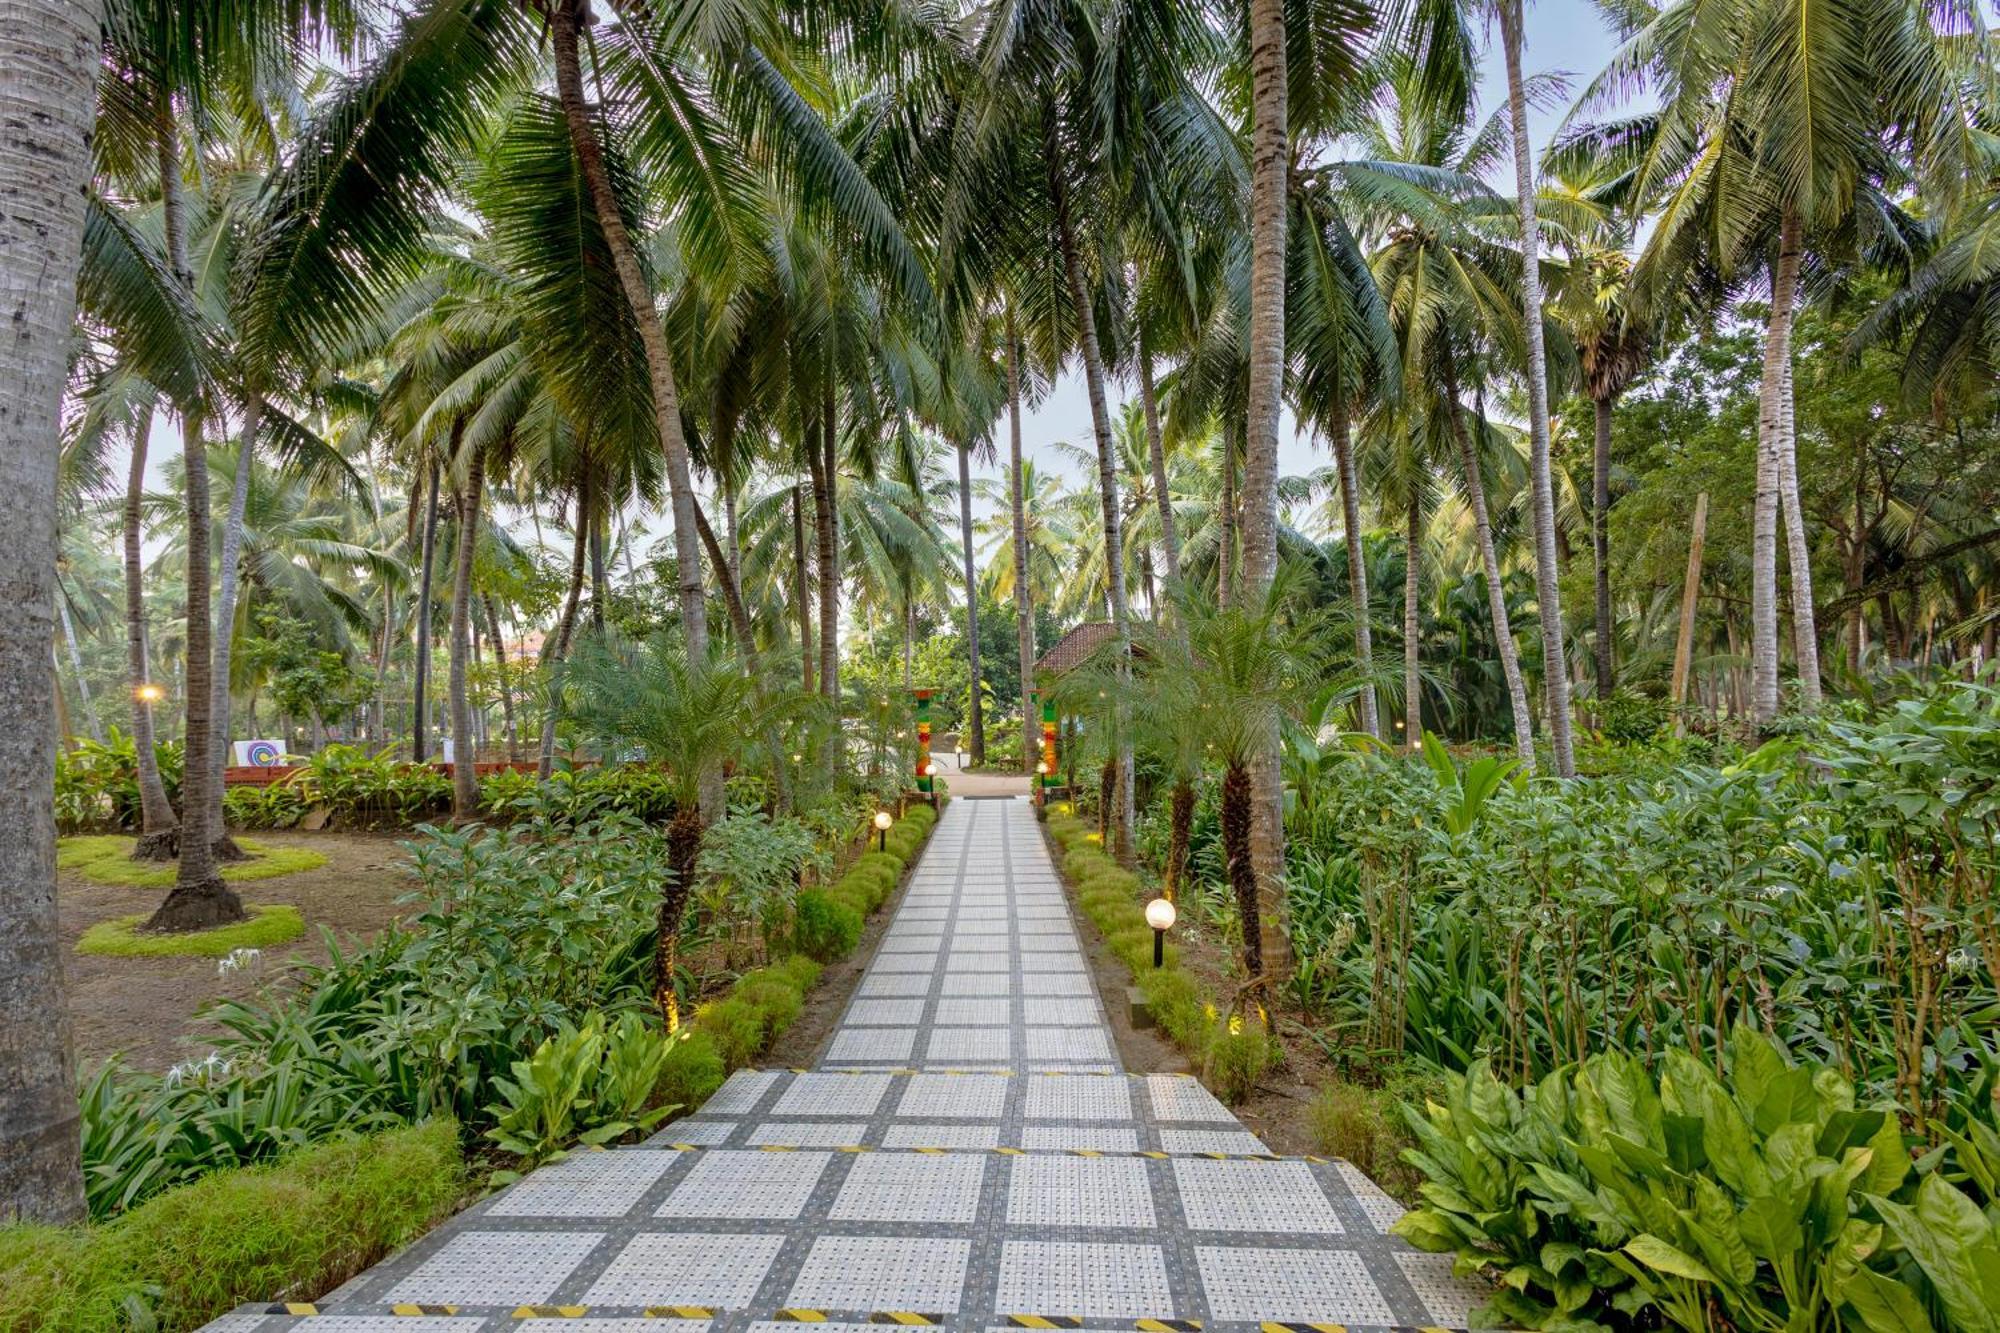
[1035,760,1048,775]
[874,808,893,851]
[955,746,968,769]
[1145,896,1177,968]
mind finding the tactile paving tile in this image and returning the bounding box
[746,1121,869,1146]
[1193,1245,1395,1322]
[583,1232,786,1307]
[1019,997,1102,1025]
[1173,1159,1343,1233]
[831,1151,988,1222]
[384,1230,603,1305]
[882,1122,1003,1149]
[942,953,1012,972]
[843,998,927,1026]
[933,998,1012,1025]
[785,1235,972,1312]
[1024,1075,1134,1121]
[896,1072,1011,1118]
[1396,1250,1491,1324]
[652,1118,737,1145]
[1157,1128,1271,1155]
[1024,1028,1113,1061]
[993,1241,1176,1318]
[871,953,941,973]
[827,1028,917,1062]
[1018,952,1087,972]
[925,1027,1013,1061]
[1019,973,1092,996]
[704,1069,781,1115]
[1335,1160,1409,1231]
[487,1149,677,1217]
[1018,1124,1141,1152]
[941,973,1013,996]
[771,1072,893,1117]
[1005,1155,1157,1228]
[1145,1074,1234,1122]
[291,1321,476,1332]
[656,1150,831,1219]
[859,972,934,997]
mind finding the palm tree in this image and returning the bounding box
[559,634,775,1028]
[0,0,99,1227]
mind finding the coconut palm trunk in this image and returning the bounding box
[1498,0,1576,776]
[536,494,591,778]
[549,0,708,660]
[56,593,99,744]
[1137,339,1181,591]
[956,440,985,763]
[814,394,840,711]
[205,395,259,858]
[483,595,518,761]
[1751,207,1803,725]
[1329,396,1379,739]
[448,447,484,819]
[1006,313,1036,772]
[124,400,179,856]
[0,0,97,1223]
[411,456,441,760]
[1445,354,1535,770]
[1777,354,1821,707]
[1590,394,1615,697]
[792,483,815,694]
[1403,492,1422,752]
[1218,429,1237,606]
[1048,126,1134,859]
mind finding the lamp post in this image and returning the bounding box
[1034,758,1048,807]
[955,745,968,772]
[1145,896,1176,968]
[874,808,893,852]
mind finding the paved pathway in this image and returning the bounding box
[206,798,1491,1332]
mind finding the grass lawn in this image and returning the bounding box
[59,835,328,888]
[76,904,307,958]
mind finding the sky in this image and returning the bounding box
[127,0,1624,577]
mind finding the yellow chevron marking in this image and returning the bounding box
[275,1305,318,1316]
[775,1309,829,1321]
[511,1306,588,1318]
[1071,1149,1102,1158]
[761,1144,796,1152]
[643,1306,716,1318]
[837,1145,870,1153]
[1139,1151,1170,1159]
[994,1147,1025,1155]
[1136,1319,1204,1332]
[390,1305,459,1316]
[871,1312,940,1325]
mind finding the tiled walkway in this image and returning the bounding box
[205,798,1492,1332]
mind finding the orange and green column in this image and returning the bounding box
[914,688,934,798]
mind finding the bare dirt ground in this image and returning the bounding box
[60,831,416,1072]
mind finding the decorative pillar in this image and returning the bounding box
[1039,691,1058,804]
[913,688,934,801]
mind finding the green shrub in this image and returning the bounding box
[484,1013,676,1172]
[1396,1025,1996,1332]
[655,1031,725,1108]
[0,1121,463,1333]
[1205,1026,1275,1104]
[735,962,814,1036]
[792,889,862,961]
[1308,1080,1426,1203]
[76,905,305,958]
[695,997,767,1070]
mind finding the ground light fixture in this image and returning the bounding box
[874,808,893,851]
[956,746,968,769]
[1145,896,1177,967]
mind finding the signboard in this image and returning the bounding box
[234,739,284,767]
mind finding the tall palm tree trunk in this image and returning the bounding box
[1048,125,1134,859]
[1446,355,1535,771]
[1329,397,1379,739]
[1137,338,1181,591]
[149,98,243,931]
[205,397,259,858]
[815,393,840,710]
[1499,0,1576,776]
[1591,394,1615,697]
[411,457,441,760]
[0,0,97,1221]
[956,440,985,764]
[1218,428,1237,607]
[1777,355,1820,706]
[56,593,99,744]
[536,491,591,779]
[448,448,484,819]
[1751,206,1803,725]
[1006,313,1036,773]
[1404,492,1422,753]
[792,483,814,693]
[550,0,707,659]
[483,595,518,761]
[125,400,178,856]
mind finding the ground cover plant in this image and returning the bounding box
[75,905,305,958]
[59,836,326,887]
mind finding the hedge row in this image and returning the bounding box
[0,1120,465,1333]
[1042,806,1273,1102]
[655,801,942,1109]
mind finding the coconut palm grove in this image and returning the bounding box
[2,0,1999,1327]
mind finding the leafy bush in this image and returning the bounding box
[1597,687,1669,742]
[0,1120,463,1333]
[485,1012,677,1172]
[1396,1025,1997,1332]
[793,889,862,960]
[54,730,184,834]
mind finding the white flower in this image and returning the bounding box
[216,947,263,978]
